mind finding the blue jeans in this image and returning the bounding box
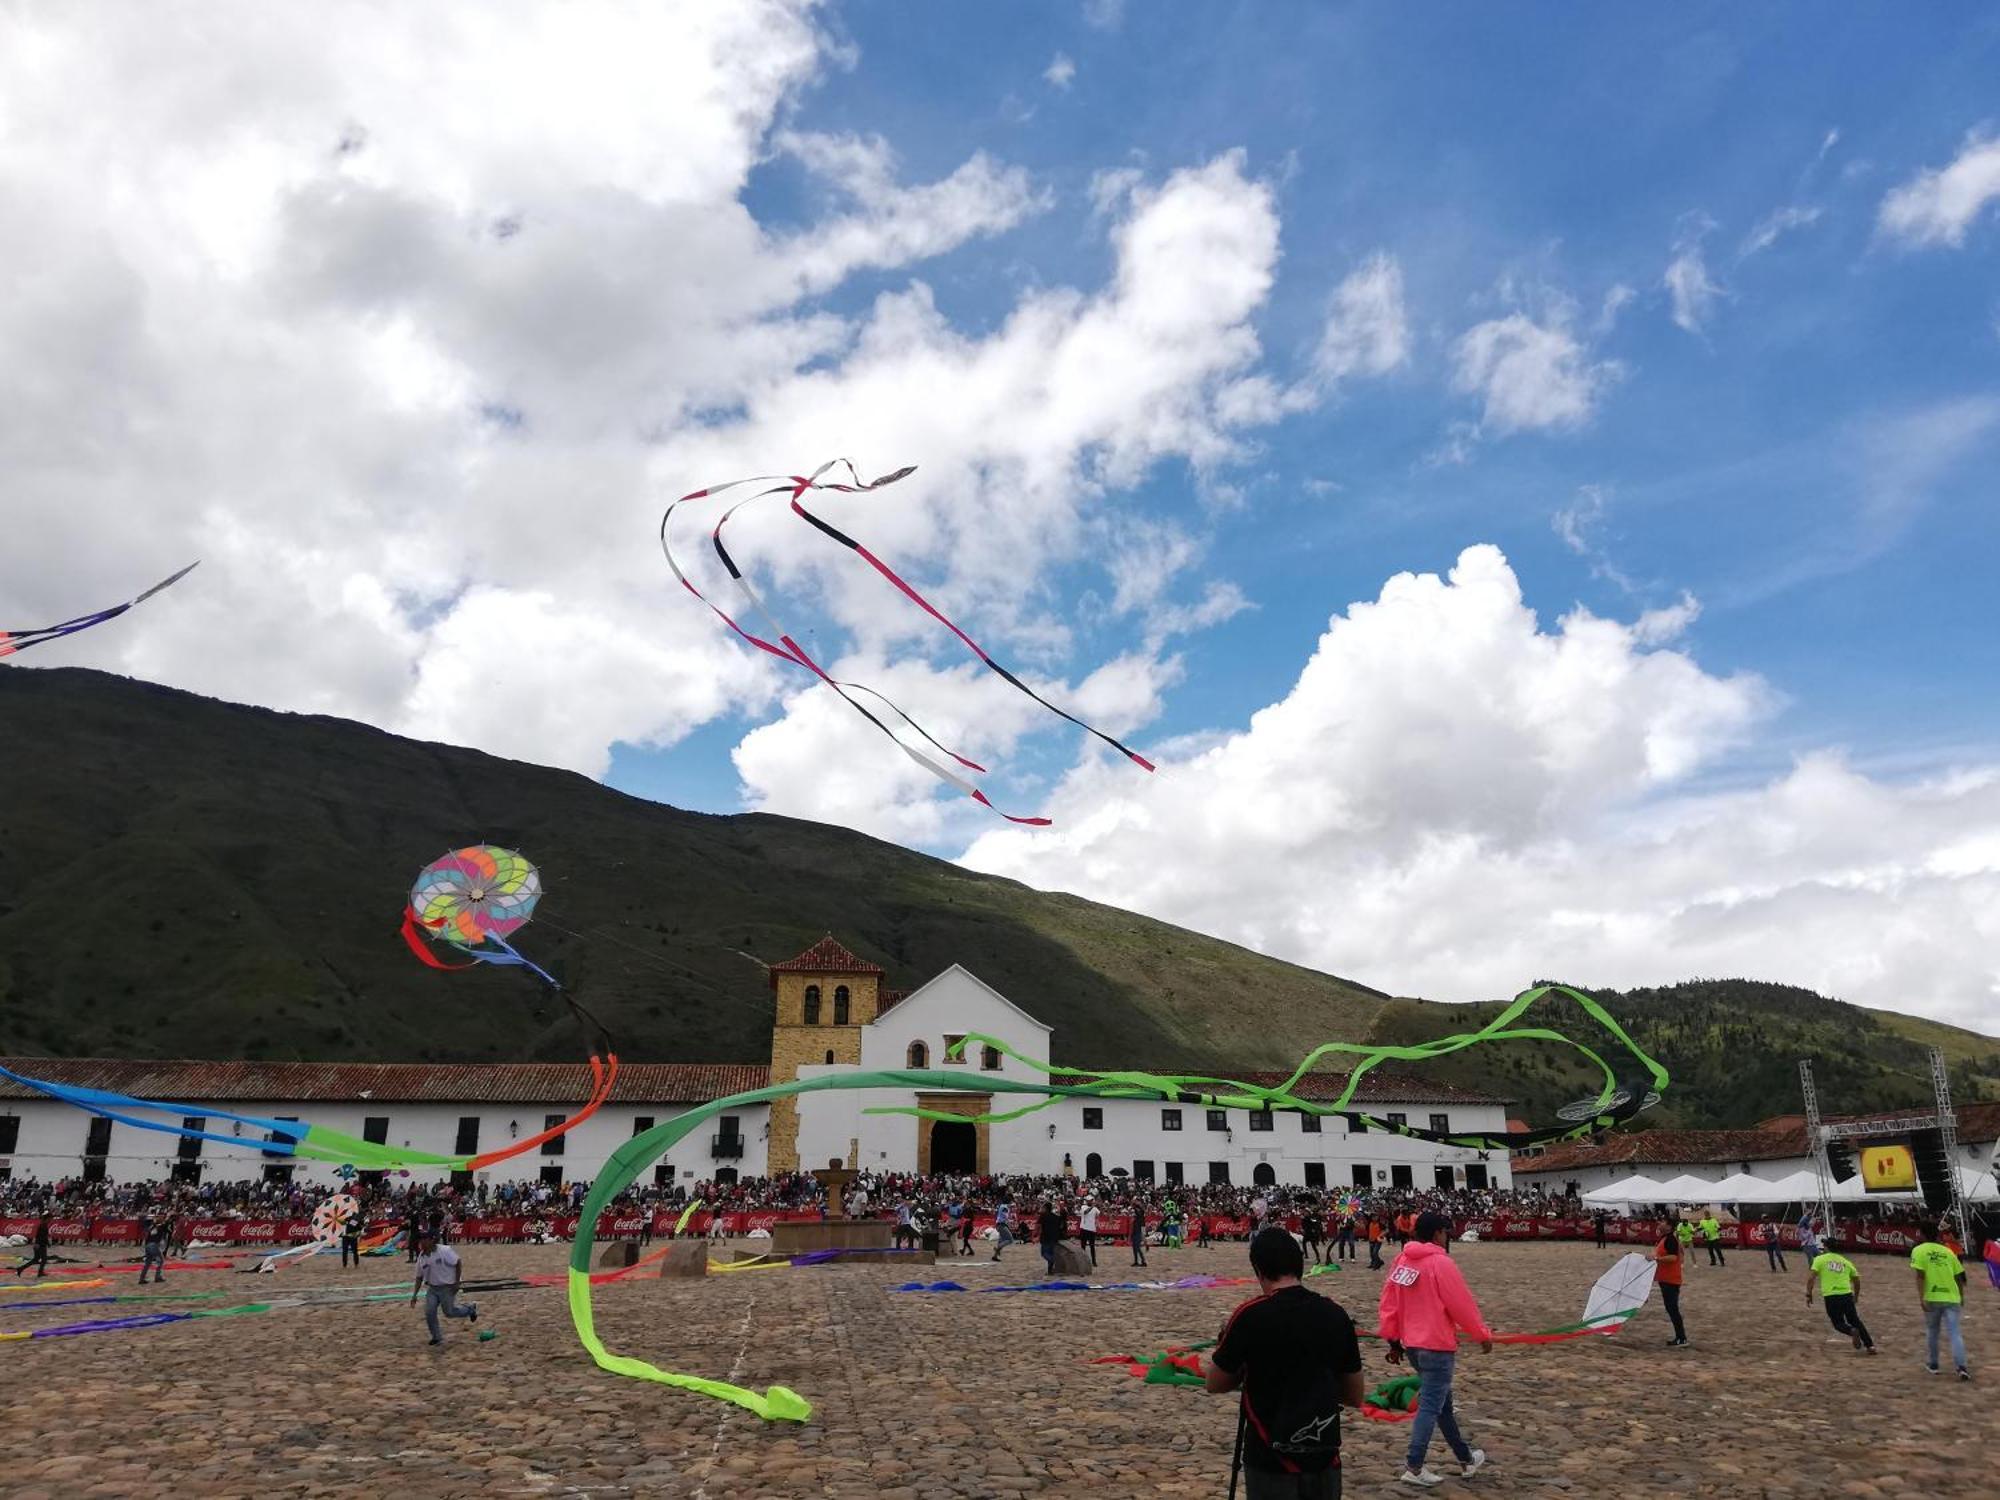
[424,1285,476,1342]
[1405,1348,1472,1471]
[1924,1302,1967,1370]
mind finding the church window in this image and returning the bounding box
[907,1040,928,1069]
[980,1045,1001,1071]
[824,1050,834,1064]
[943,1033,965,1063]
[834,986,850,1025]
[803,985,820,1025]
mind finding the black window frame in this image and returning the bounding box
[1300,1112,1321,1134]
[1465,1164,1489,1191]
[1081,1107,1103,1130]
[833,985,850,1025]
[1132,1159,1155,1182]
[453,1116,480,1155]
[0,1115,19,1155]
[1303,1162,1326,1188]
[981,1045,1002,1071]
[1205,1109,1227,1132]
[1390,1164,1413,1189]
[1208,1161,1232,1185]
[1351,1162,1373,1189]
[362,1115,390,1146]
[1164,1160,1184,1185]
[1429,1113,1450,1135]
[1247,1109,1274,1133]
[177,1117,204,1162]
[1386,1112,1408,1130]
[1161,1108,1182,1131]
[803,984,821,1025]
[542,1113,567,1157]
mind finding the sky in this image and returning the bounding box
[4,3,2000,1030]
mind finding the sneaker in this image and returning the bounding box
[1398,1470,1446,1487]
[1462,1449,1488,1476]
[428,1338,443,1346]
[1864,1347,1878,1356]
[1959,1368,1972,1382]
[1850,1332,1864,1351]
[468,1304,479,1324]
[1924,1363,1939,1375]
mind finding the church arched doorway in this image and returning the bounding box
[1085,1152,1103,1179]
[929,1119,976,1175]
[1252,1162,1276,1187]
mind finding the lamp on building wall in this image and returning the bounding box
[508,1120,519,1139]
[1047,1123,1056,1139]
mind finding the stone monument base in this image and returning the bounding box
[656,1242,709,1278]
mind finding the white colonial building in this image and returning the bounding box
[0,937,1512,1193]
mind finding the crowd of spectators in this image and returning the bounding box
[0,1167,1578,1232]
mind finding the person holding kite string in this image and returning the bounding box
[1207,1226,1365,1500]
[1653,1226,1689,1347]
[1378,1211,1490,1486]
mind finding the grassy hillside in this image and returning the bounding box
[0,668,1387,1068]
[4,667,1993,1131]
[1370,980,2000,1129]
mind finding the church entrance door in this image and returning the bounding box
[929,1119,977,1175]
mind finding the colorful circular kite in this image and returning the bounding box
[310,1193,360,1244]
[409,846,542,947]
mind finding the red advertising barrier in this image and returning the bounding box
[0,1208,1952,1253]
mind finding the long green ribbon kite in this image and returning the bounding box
[567,984,1668,1422]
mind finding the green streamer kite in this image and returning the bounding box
[566,983,1668,1423]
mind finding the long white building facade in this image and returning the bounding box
[0,939,1512,1193]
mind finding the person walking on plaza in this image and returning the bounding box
[341,1207,364,1268]
[991,1199,1014,1263]
[1698,1212,1726,1267]
[1336,1214,1357,1261]
[1079,1199,1099,1267]
[1654,1226,1689,1347]
[957,1199,976,1258]
[138,1213,170,1285]
[1910,1221,1970,1380]
[1129,1204,1149,1268]
[1761,1219,1788,1272]
[410,1232,478,1346]
[1804,1245,1874,1354]
[1366,1216,1385,1270]
[1206,1227,1364,1500]
[1593,1210,1608,1249]
[1379,1211,1489,1487]
[1300,1208,1325,1267]
[14,1211,53,1278]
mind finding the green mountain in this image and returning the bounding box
[0,667,1387,1068]
[4,667,1996,1131]
[1370,980,2000,1128]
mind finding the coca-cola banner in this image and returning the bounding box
[0,1208,1948,1254]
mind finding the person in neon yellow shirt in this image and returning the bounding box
[1910,1222,1968,1380]
[1804,1247,1874,1354]
[1698,1213,1726,1267]
[1674,1218,1696,1253]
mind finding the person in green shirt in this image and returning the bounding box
[1804,1248,1874,1353]
[1674,1218,1696,1254]
[1698,1214,1726,1267]
[1910,1222,1968,1380]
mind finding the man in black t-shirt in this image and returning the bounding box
[1037,1202,1067,1277]
[1208,1227,1365,1499]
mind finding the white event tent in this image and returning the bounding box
[1581,1173,1674,1205]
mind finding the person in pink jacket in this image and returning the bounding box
[1378,1211,1493,1487]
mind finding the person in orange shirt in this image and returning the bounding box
[1367,1215,1385,1270]
[1653,1226,1688,1347]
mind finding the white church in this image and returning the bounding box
[0,937,1511,1194]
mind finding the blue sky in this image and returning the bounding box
[6,3,1998,1022]
[610,3,2000,812]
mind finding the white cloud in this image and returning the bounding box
[1312,253,1410,387]
[1739,204,1822,259]
[1044,52,1076,89]
[1632,591,1701,645]
[0,7,1288,793]
[1878,129,2000,248]
[963,546,2000,1031]
[1082,0,1125,30]
[1450,310,1619,434]
[1663,214,1723,334]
